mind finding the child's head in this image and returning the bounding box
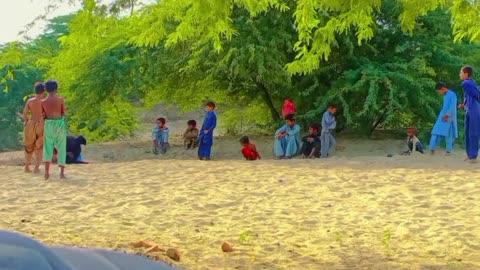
[45,80,58,93]
[328,104,337,114]
[407,127,417,137]
[309,124,319,134]
[205,101,216,111]
[435,82,448,95]
[187,119,197,128]
[34,82,45,95]
[460,65,473,80]
[239,136,250,146]
[156,117,166,127]
[285,114,296,127]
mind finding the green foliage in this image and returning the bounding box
[298,1,480,136]
[3,0,480,146]
[0,65,43,150]
[128,0,480,75]
[381,226,393,256]
[220,102,273,135]
[238,230,251,244]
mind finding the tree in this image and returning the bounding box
[129,0,480,75]
[298,0,480,135]
[0,63,43,150]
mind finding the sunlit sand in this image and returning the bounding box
[1,137,479,269]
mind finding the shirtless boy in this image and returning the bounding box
[41,80,67,180]
[22,82,46,173]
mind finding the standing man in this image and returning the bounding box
[22,82,45,173]
[429,82,458,155]
[459,66,480,162]
[42,80,67,179]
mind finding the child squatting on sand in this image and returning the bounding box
[401,128,425,155]
[300,125,321,159]
[240,136,261,160]
[184,120,199,150]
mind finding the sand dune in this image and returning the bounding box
[1,137,480,269]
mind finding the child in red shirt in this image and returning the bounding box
[240,136,261,160]
[282,98,295,118]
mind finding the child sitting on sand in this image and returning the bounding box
[152,117,169,155]
[240,136,261,160]
[401,128,424,155]
[184,120,199,150]
[300,125,321,159]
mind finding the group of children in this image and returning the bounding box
[272,102,338,160]
[393,66,480,162]
[22,80,68,179]
[25,67,478,175]
[151,96,338,161]
[152,101,218,160]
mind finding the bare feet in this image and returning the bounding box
[60,173,66,179]
[464,158,478,163]
[44,173,49,180]
[33,167,40,173]
[24,167,32,173]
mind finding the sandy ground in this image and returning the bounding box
[1,136,480,270]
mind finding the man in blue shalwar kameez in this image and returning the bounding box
[274,114,300,159]
[429,82,458,155]
[198,101,217,160]
[459,66,480,162]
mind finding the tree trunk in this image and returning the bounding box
[258,83,281,121]
[369,107,389,135]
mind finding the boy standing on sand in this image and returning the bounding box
[198,101,217,160]
[42,80,67,180]
[320,104,337,158]
[22,82,46,173]
[429,82,458,155]
[459,65,480,162]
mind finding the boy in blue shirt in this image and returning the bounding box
[152,117,169,155]
[198,101,217,160]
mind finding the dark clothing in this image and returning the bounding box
[407,141,424,153]
[407,136,424,154]
[66,135,86,164]
[300,135,321,158]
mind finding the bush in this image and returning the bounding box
[219,102,273,136]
